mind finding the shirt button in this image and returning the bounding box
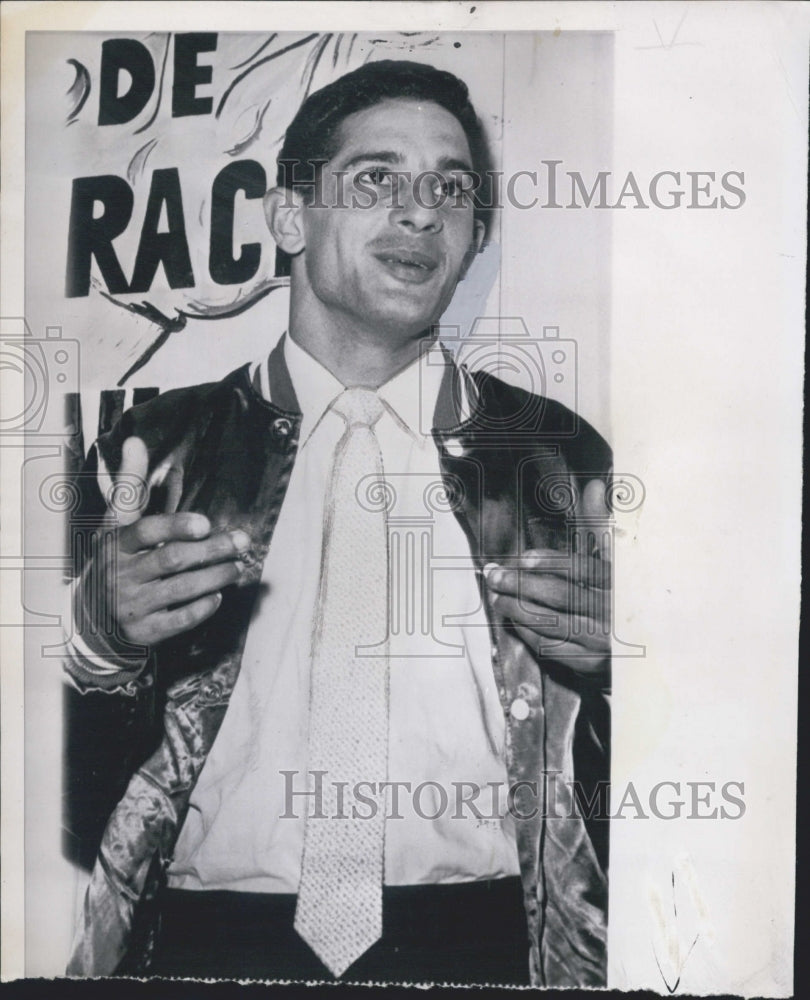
[510,697,530,721]
[272,417,292,440]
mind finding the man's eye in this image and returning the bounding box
[356,168,396,188]
[452,175,478,199]
[432,175,474,203]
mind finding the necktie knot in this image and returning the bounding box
[331,387,385,429]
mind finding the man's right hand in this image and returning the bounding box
[87,436,250,648]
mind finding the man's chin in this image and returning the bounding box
[362,300,444,340]
[374,314,443,344]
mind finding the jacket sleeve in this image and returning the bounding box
[561,404,612,875]
[62,422,159,870]
[62,435,152,695]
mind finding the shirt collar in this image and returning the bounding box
[274,333,461,446]
[282,333,344,444]
[376,344,455,442]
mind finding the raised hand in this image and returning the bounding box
[84,436,250,650]
[484,478,611,679]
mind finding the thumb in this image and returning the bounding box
[107,436,150,527]
[576,478,612,561]
[580,478,610,521]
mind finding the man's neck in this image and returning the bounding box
[288,299,433,389]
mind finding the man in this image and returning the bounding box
[64,59,612,987]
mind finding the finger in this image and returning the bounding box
[486,567,571,610]
[573,478,612,561]
[139,560,244,615]
[118,512,213,554]
[512,624,610,677]
[131,592,224,645]
[132,529,251,582]
[486,565,610,612]
[486,553,610,591]
[580,478,610,520]
[110,437,151,528]
[489,592,611,648]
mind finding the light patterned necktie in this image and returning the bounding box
[294,387,390,978]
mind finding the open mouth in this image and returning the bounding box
[374,248,440,283]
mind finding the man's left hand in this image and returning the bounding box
[484,479,612,680]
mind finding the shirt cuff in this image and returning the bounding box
[62,577,151,695]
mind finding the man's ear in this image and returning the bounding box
[264,187,306,256]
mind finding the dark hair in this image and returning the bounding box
[277,59,489,189]
[274,60,493,273]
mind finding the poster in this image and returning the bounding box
[1,2,805,994]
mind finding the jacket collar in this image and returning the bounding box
[249,331,476,435]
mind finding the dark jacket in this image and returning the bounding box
[64,340,612,985]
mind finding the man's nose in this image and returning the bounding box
[390,176,444,234]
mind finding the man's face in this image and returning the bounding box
[293,98,483,343]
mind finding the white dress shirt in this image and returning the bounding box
[161,336,520,890]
